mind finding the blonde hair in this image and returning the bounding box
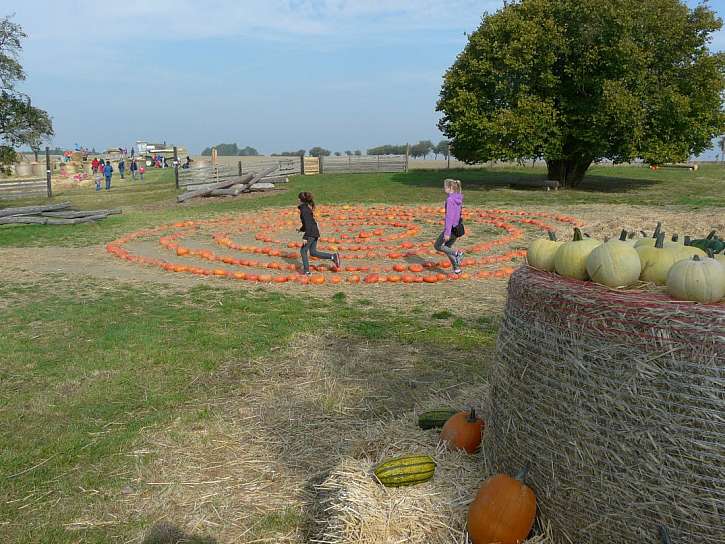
[444,178,462,193]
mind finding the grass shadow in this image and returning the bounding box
[390,168,659,194]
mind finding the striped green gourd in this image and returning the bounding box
[417,408,458,430]
[373,454,436,487]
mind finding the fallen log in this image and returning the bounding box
[246,183,276,192]
[177,172,256,203]
[40,209,122,219]
[0,213,114,225]
[208,188,239,197]
[0,202,72,219]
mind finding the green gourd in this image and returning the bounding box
[417,408,459,430]
[373,454,437,487]
[527,231,564,272]
[554,228,601,280]
[637,233,680,285]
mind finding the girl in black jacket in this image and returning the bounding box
[298,192,340,275]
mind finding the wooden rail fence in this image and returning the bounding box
[0,178,49,200]
[320,154,408,174]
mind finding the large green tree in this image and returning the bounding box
[437,0,725,186]
[0,16,53,173]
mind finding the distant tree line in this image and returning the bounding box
[199,142,451,159]
[201,143,260,156]
[366,140,450,159]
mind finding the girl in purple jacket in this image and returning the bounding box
[434,178,464,274]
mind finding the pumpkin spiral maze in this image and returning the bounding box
[106,205,583,285]
[487,266,725,544]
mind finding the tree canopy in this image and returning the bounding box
[437,0,725,186]
[367,144,407,155]
[200,143,259,156]
[272,150,305,157]
[308,147,331,157]
[0,16,53,173]
[410,140,434,159]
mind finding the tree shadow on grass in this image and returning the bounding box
[390,169,658,194]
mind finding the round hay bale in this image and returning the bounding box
[31,162,44,176]
[14,162,32,177]
[487,266,724,544]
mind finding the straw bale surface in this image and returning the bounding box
[314,392,556,544]
[487,266,725,543]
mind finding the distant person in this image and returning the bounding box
[99,158,106,168]
[95,165,103,191]
[139,164,145,181]
[103,161,113,190]
[130,159,138,179]
[434,178,464,274]
[297,191,340,276]
[91,157,99,173]
[118,158,126,179]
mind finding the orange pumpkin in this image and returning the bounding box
[387,274,401,283]
[440,408,484,453]
[348,274,361,284]
[309,275,325,285]
[258,274,272,282]
[364,274,379,284]
[409,264,424,273]
[467,467,536,544]
[212,268,228,276]
[176,247,190,256]
[423,275,438,283]
[392,264,407,272]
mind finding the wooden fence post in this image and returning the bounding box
[300,155,305,175]
[238,160,243,176]
[173,146,179,189]
[405,144,410,172]
[319,155,324,175]
[377,154,380,171]
[45,146,52,198]
[447,153,451,169]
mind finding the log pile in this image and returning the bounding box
[0,202,122,225]
[177,166,287,203]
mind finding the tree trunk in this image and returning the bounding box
[546,157,593,188]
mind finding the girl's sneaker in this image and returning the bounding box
[333,253,341,269]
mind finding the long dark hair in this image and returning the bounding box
[298,191,315,210]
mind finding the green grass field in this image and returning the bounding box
[0,164,723,543]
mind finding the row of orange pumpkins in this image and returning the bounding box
[528,226,725,303]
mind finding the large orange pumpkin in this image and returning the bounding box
[440,408,484,453]
[467,467,536,544]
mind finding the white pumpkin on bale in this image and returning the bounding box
[586,234,642,288]
[554,228,602,280]
[634,222,663,249]
[664,233,684,249]
[674,236,708,261]
[666,255,725,303]
[637,233,681,285]
[527,231,564,272]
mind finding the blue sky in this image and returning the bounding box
[9,1,725,155]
